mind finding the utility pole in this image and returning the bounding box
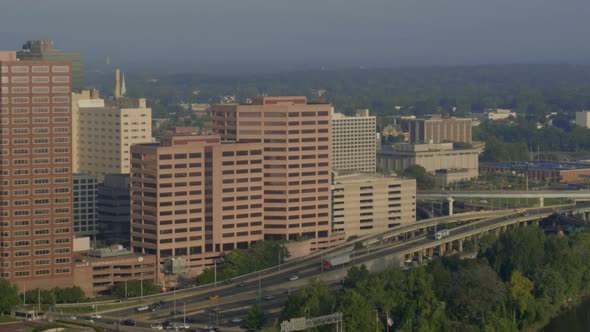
[125,280,128,300]
[278,246,281,273]
[258,273,261,303]
[214,259,217,289]
[183,302,186,326]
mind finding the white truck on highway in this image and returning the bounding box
[434,229,450,240]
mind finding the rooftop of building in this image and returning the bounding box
[333,172,406,184]
[481,161,590,171]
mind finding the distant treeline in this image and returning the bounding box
[91,64,590,117]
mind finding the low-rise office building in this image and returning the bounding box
[377,143,480,184]
[73,246,156,296]
[332,173,416,238]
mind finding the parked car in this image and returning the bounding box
[150,323,164,330]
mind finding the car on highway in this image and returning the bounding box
[122,319,136,326]
[158,300,167,305]
[150,323,164,330]
[106,321,117,325]
[176,323,190,330]
[208,294,219,300]
[66,315,78,320]
[264,295,275,301]
[231,317,243,324]
[165,326,178,331]
[136,304,149,312]
[289,275,299,281]
[238,281,247,287]
[90,313,102,319]
[150,305,161,312]
[224,279,234,284]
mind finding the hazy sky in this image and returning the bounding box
[1,0,589,71]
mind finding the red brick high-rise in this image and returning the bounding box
[0,51,74,290]
[211,96,333,248]
[130,133,264,274]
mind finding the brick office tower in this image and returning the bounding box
[211,96,333,249]
[130,133,264,275]
[0,51,74,290]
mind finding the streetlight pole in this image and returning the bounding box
[214,259,217,289]
[183,302,186,326]
[258,273,261,303]
[140,273,143,303]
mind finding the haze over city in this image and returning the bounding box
[2,0,590,71]
[5,1,590,331]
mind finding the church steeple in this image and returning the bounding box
[121,72,127,97]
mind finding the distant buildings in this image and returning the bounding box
[378,142,480,184]
[332,173,416,238]
[408,116,472,144]
[480,161,590,183]
[575,111,590,128]
[0,51,74,290]
[72,87,152,181]
[16,40,83,91]
[332,109,376,173]
[487,109,516,121]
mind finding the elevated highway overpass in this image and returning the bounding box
[64,205,590,331]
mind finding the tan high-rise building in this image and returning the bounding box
[0,51,74,290]
[332,109,376,173]
[332,174,416,238]
[211,96,333,247]
[73,94,152,181]
[130,134,264,274]
[408,116,472,144]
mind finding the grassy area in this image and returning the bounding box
[59,300,140,314]
[0,316,18,323]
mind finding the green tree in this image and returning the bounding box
[337,289,377,332]
[112,280,160,299]
[509,271,534,324]
[398,165,435,189]
[245,304,266,329]
[0,279,21,314]
[282,278,335,321]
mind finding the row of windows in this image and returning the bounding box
[0,106,70,114]
[0,86,71,94]
[0,218,70,227]
[2,65,69,73]
[3,127,69,135]
[7,268,71,278]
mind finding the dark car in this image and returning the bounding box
[158,300,167,305]
[162,320,173,327]
[224,279,233,284]
[122,319,136,326]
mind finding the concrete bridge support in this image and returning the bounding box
[539,197,544,207]
[458,239,463,252]
[447,197,454,216]
[439,244,445,256]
